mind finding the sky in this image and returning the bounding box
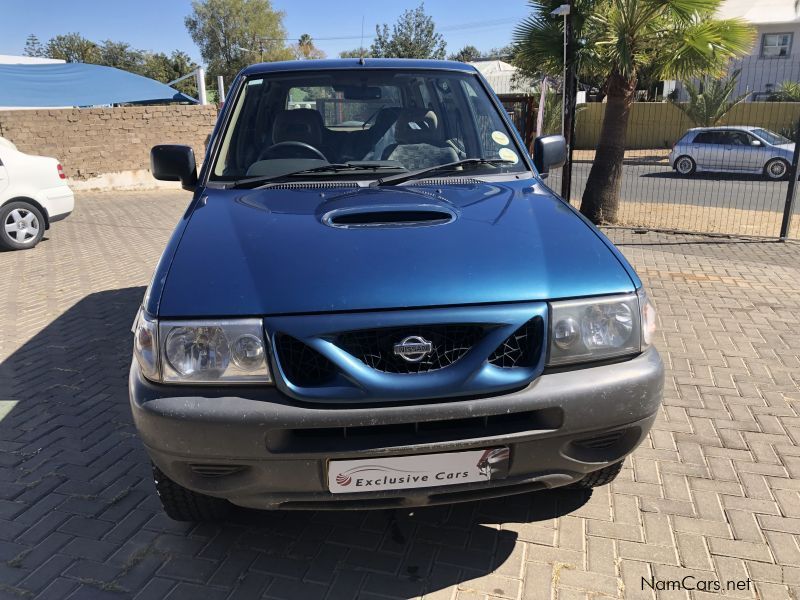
[0,0,530,65]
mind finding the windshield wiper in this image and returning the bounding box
[228,163,403,189]
[370,158,515,187]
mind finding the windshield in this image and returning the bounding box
[210,69,527,183]
[753,128,793,146]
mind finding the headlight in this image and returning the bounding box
[548,293,643,366]
[160,319,272,384]
[132,309,272,384]
[132,308,159,380]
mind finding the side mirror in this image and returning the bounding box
[533,135,567,174]
[751,139,762,147]
[151,145,198,191]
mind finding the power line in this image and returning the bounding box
[257,16,520,43]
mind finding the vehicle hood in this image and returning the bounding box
[776,143,795,153]
[156,180,636,316]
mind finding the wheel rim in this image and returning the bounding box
[768,160,786,179]
[4,208,40,244]
[677,158,692,174]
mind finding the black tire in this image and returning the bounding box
[764,158,790,181]
[571,460,624,489]
[673,155,696,176]
[0,201,45,251]
[152,464,231,521]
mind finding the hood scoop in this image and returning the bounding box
[322,204,457,229]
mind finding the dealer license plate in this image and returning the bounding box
[328,448,510,494]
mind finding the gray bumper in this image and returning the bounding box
[130,347,663,509]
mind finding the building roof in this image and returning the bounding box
[468,60,535,96]
[0,63,194,108]
[0,55,65,65]
[717,0,800,24]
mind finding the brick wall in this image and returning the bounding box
[0,105,218,181]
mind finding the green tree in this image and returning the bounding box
[339,47,370,58]
[448,45,482,63]
[514,0,754,224]
[371,3,446,59]
[23,34,45,57]
[46,33,101,63]
[669,71,747,126]
[141,51,199,95]
[185,0,292,82]
[292,33,325,60]
[98,40,144,71]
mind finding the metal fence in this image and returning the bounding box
[547,55,800,240]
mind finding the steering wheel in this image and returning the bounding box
[259,141,327,161]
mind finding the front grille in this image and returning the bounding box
[275,334,337,387]
[266,407,563,453]
[487,318,544,368]
[336,325,485,373]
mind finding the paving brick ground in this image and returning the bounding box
[1,190,799,600]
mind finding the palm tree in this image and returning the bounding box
[514,0,754,224]
[669,70,747,126]
[773,81,800,101]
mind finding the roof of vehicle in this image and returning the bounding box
[240,58,479,77]
[686,125,760,132]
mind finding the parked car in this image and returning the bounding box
[669,126,796,180]
[131,59,663,521]
[0,136,73,250]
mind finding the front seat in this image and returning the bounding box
[264,108,326,158]
[383,109,458,169]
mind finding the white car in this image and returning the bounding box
[0,136,74,250]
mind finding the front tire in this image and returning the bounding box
[0,201,45,250]
[673,155,696,176]
[152,464,231,521]
[764,158,790,181]
[570,460,624,489]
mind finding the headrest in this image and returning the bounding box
[272,109,324,146]
[394,109,440,144]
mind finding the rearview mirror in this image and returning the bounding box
[751,139,762,147]
[151,145,198,191]
[532,135,567,174]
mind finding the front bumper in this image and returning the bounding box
[130,347,663,509]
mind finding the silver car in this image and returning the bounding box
[669,126,796,180]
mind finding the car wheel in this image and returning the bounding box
[152,463,231,521]
[570,460,624,489]
[0,201,45,251]
[764,158,790,181]
[674,155,696,176]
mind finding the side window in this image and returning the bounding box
[460,80,495,153]
[729,132,751,146]
[692,132,715,144]
[432,78,466,154]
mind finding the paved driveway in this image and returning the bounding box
[1,191,799,600]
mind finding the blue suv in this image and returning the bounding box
[131,59,663,520]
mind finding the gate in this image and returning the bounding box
[549,56,800,239]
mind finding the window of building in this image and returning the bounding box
[761,33,793,58]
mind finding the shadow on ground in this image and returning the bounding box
[0,287,590,599]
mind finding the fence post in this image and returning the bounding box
[560,0,577,201]
[779,118,800,240]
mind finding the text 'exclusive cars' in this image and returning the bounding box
[130,59,664,520]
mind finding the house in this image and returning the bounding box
[717,0,800,98]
